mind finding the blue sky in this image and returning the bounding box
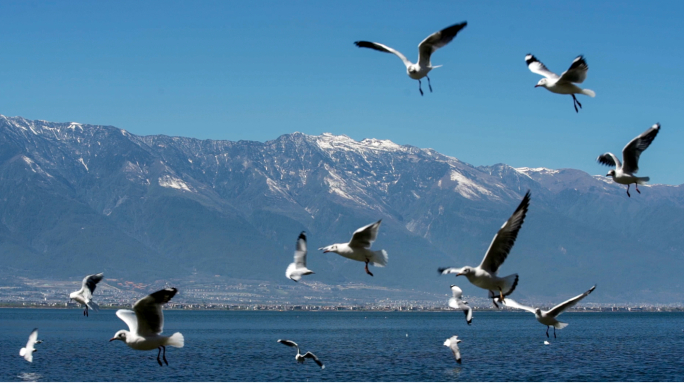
[1,0,683,184]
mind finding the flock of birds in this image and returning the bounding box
[17,21,664,370]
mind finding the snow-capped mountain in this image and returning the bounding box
[1,115,683,303]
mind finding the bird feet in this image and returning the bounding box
[635,184,641,194]
[498,287,505,303]
[546,326,550,338]
[427,76,433,93]
[365,259,374,277]
[572,95,582,113]
[418,80,424,96]
[626,185,631,197]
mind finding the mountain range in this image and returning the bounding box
[1,115,683,305]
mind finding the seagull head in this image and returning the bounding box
[535,78,548,88]
[456,267,472,277]
[318,245,336,254]
[606,170,616,177]
[109,330,128,343]
[534,308,542,316]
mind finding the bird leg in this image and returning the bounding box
[635,184,641,194]
[553,326,557,339]
[86,307,89,317]
[572,95,582,113]
[418,80,424,96]
[498,286,505,303]
[157,347,163,366]
[626,185,631,197]
[426,75,433,92]
[365,259,374,277]
[162,345,168,366]
[546,326,549,338]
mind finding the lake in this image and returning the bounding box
[0,309,683,381]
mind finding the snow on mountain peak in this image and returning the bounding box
[514,167,559,177]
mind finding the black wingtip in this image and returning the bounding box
[525,54,537,65]
[150,287,178,304]
[298,231,307,241]
[438,267,448,275]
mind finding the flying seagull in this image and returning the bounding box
[448,285,473,325]
[443,336,462,364]
[286,232,314,282]
[496,285,596,338]
[354,22,467,95]
[319,220,388,276]
[525,54,595,112]
[277,339,325,369]
[19,328,43,363]
[70,272,104,317]
[439,191,530,307]
[597,123,660,197]
[109,288,184,366]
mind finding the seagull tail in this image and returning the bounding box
[581,89,596,97]
[370,250,389,267]
[555,322,569,330]
[497,274,519,297]
[166,332,184,348]
[636,177,650,185]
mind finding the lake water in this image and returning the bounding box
[0,309,683,382]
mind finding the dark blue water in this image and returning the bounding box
[0,309,682,381]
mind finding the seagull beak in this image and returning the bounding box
[606,173,610,177]
[534,85,540,88]
[109,337,116,342]
[455,273,463,276]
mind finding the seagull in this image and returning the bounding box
[439,191,530,307]
[19,328,42,363]
[525,54,595,112]
[354,22,467,96]
[496,285,596,338]
[443,336,462,364]
[597,123,660,197]
[277,339,325,369]
[109,288,184,366]
[319,219,388,276]
[69,272,104,317]
[286,232,314,282]
[448,285,473,325]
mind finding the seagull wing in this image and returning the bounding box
[417,21,467,67]
[303,352,325,369]
[546,285,596,318]
[116,309,138,332]
[438,267,462,275]
[596,152,622,169]
[294,231,307,268]
[133,288,177,336]
[277,339,300,354]
[497,298,537,314]
[81,273,104,301]
[558,55,589,84]
[448,297,473,325]
[525,54,558,79]
[26,328,39,349]
[478,191,531,274]
[348,220,382,248]
[354,41,411,68]
[443,336,462,363]
[621,123,660,174]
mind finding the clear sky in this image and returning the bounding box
[1,0,683,184]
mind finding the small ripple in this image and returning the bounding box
[17,372,42,382]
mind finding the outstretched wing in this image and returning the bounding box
[303,352,325,369]
[81,273,104,300]
[596,152,621,169]
[26,328,39,348]
[559,55,589,84]
[449,297,473,325]
[525,54,558,79]
[277,339,298,349]
[417,21,467,67]
[478,191,531,274]
[354,41,411,68]
[496,298,537,314]
[438,267,462,275]
[546,285,596,318]
[348,220,382,248]
[443,336,462,363]
[621,123,660,174]
[293,231,307,268]
[133,288,177,336]
[116,309,138,332]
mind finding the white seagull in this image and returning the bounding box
[69,272,104,317]
[525,54,595,112]
[354,22,467,96]
[439,191,530,307]
[286,231,314,282]
[277,339,325,369]
[319,219,388,276]
[448,285,473,325]
[597,123,661,197]
[496,285,596,338]
[443,336,462,364]
[109,288,184,366]
[19,328,43,363]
